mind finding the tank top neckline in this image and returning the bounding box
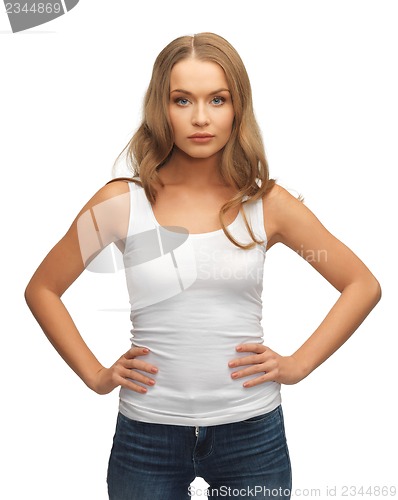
[146,195,242,239]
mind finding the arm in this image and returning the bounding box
[25,181,158,395]
[229,184,381,386]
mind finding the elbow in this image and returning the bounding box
[371,277,382,305]
[25,278,61,312]
[365,274,382,308]
[343,273,382,310]
[24,276,41,310]
[24,281,35,310]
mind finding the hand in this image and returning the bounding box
[91,347,158,395]
[228,343,306,387]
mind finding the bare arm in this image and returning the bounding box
[25,180,158,394]
[229,185,381,386]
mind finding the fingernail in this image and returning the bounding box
[151,367,158,373]
[143,348,150,353]
[236,346,242,352]
[148,379,156,385]
[228,362,235,367]
[231,372,238,379]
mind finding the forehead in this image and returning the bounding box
[170,58,228,91]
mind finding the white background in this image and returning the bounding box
[1,1,396,498]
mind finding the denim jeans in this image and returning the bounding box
[107,405,292,499]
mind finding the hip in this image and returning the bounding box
[119,380,281,426]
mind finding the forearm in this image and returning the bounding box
[292,276,381,379]
[25,285,103,391]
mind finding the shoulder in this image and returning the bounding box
[95,178,131,202]
[71,179,132,246]
[75,179,131,216]
[262,182,302,210]
[262,183,318,248]
[261,182,299,226]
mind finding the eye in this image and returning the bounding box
[175,98,190,106]
[211,96,225,106]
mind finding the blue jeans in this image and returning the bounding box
[107,405,292,499]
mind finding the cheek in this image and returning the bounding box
[220,110,235,134]
[168,116,186,147]
[168,108,175,128]
[168,110,185,135]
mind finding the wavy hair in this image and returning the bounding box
[112,32,276,250]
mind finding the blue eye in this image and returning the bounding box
[212,97,225,105]
[176,98,190,106]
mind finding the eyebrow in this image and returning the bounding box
[170,88,230,95]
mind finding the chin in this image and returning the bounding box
[173,144,225,161]
[184,148,224,160]
[189,152,218,159]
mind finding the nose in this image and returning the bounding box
[191,102,209,127]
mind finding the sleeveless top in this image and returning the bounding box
[119,178,281,426]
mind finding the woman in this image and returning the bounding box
[25,33,381,499]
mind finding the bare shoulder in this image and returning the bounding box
[262,183,310,248]
[68,179,132,252]
[81,179,131,211]
[72,179,131,226]
[262,182,302,210]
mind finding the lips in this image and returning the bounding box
[188,133,215,138]
[187,133,215,143]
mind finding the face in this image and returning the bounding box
[168,58,235,160]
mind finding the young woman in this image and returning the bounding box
[25,33,381,499]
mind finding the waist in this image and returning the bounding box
[119,381,281,426]
[118,337,281,426]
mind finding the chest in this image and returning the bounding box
[151,188,240,234]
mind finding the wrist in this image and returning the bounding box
[290,353,312,382]
[83,365,107,394]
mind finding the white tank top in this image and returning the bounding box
[119,178,281,426]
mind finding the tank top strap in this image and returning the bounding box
[126,178,154,236]
[241,195,267,247]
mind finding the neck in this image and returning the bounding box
[158,148,228,189]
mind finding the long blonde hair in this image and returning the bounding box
[112,32,275,250]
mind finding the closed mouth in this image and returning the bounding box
[188,134,214,138]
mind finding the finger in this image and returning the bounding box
[232,355,279,378]
[123,358,158,374]
[119,376,149,394]
[236,343,267,353]
[124,346,150,358]
[121,367,156,387]
[228,353,266,368]
[242,372,277,388]
[231,363,269,380]
[110,371,149,394]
